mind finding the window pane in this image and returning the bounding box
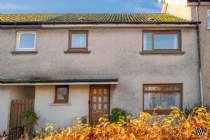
[154,34,178,49]
[143,33,152,50]
[19,33,35,49]
[144,92,181,110]
[71,33,86,48]
[208,13,210,28]
[57,87,68,100]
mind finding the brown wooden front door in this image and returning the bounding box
[89,85,110,125]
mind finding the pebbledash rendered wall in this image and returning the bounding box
[0,27,200,129]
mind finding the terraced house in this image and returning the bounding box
[0,0,207,137]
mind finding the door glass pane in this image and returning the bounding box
[98,104,102,110]
[93,104,97,110]
[104,89,108,95]
[104,104,108,110]
[98,89,102,94]
[98,96,102,102]
[93,96,97,102]
[154,34,178,49]
[93,89,97,95]
[103,96,108,102]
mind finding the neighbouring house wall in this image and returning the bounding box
[192,5,210,106]
[0,86,35,134]
[34,85,89,129]
[163,2,210,106]
[163,3,192,20]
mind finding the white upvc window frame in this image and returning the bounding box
[16,31,37,51]
[208,10,210,29]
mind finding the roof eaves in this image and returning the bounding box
[0,21,200,26]
[0,78,119,84]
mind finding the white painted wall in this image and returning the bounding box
[34,85,89,129]
[165,0,187,5]
[0,86,35,134]
[0,87,10,134]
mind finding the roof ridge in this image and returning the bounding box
[0,13,169,15]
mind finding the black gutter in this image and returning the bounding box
[197,0,201,69]
[0,21,201,26]
[0,79,119,84]
[188,0,210,2]
[196,0,204,105]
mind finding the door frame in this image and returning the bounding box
[89,85,111,125]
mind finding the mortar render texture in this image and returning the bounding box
[0,28,200,129]
[0,86,34,134]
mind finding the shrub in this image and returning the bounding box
[109,108,127,123]
[34,106,210,140]
[184,104,203,116]
[184,107,193,116]
[22,110,39,139]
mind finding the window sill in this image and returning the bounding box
[11,51,38,55]
[64,49,91,54]
[140,51,185,55]
[49,103,71,106]
[144,108,182,114]
[144,109,172,114]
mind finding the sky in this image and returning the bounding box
[0,0,162,14]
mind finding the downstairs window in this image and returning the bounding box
[54,85,69,104]
[143,84,182,113]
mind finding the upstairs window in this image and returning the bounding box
[54,85,69,104]
[67,31,89,53]
[143,31,181,54]
[143,84,182,113]
[208,10,210,28]
[16,32,36,51]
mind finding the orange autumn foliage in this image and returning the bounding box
[34,107,210,140]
